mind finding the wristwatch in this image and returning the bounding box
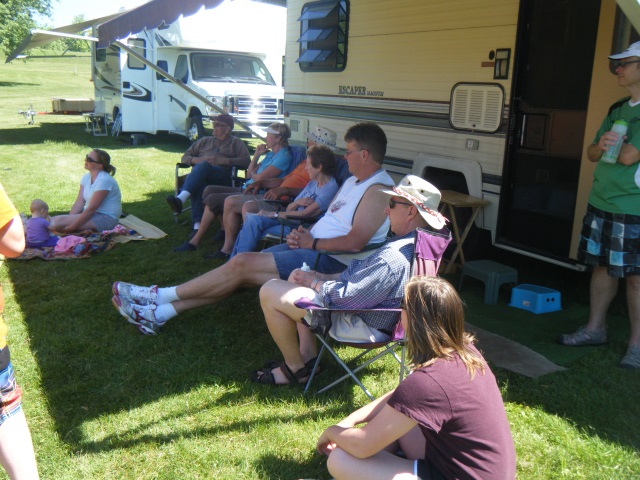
[273,212,278,219]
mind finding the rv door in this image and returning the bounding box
[121,37,156,133]
[156,53,193,134]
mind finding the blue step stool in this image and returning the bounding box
[458,260,518,305]
[509,284,561,314]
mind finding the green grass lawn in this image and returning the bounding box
[0,54,639,479]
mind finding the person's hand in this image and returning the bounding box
[286,225,314,250]
[264,187,285,200]
[190,156,204,165]
[296,197,314,207]
[206,155,219,166]
[244,182,260,194]
[257,209,275,218]
[289,268,317,287]
[316,430,338,456]
[598,130,625,153]
[255,144,269,156]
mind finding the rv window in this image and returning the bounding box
[297,0,348,72]
[190,53,276,85]
[175,55,189,83]
[610,6,640,74]
[127,39,146,70]
[95,48,107,63]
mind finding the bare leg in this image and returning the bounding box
[258,279,317,383]
[327,448,416,480]
[241,201,261,219]
[585,266,619,332]
[220,196,246,254]
[0,409,39,479]
[189,207,216,247]
[626,275,640,346]
[49,214,96,232]
[170,252,280,314]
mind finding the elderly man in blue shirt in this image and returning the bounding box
[251,175,448,386]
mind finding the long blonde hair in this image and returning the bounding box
[403,276,485,378]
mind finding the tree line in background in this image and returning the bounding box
[0,0,90,57]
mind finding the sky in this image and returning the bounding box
[37,0,151,27]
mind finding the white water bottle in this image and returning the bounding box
[301,262,311,272]
[601,120,628,164]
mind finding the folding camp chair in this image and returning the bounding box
[295,226,452,400]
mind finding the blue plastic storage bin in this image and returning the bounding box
[509,284,561,314]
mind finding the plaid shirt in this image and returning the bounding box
[319,231,415,331]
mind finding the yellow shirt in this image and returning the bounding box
[0,184,19,350]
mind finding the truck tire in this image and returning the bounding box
[188,115,205,142]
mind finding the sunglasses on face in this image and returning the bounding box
[85,154,99,164]
[389,198,413,209]
[614,60,640,68]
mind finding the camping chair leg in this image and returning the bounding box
[320,348,375,401]
[311,335,375,400]
[304,344,326,395]
[399,345,406,384]
[317,345,403,399]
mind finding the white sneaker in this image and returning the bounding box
[112,281,158,306]
[112,296,162,335]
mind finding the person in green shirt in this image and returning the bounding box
[558,42,640,369]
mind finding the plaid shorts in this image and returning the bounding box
[578,204,640,278]
[0,358,23,427]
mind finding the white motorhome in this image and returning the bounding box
[283,0,640,268]
[94,0,286,138]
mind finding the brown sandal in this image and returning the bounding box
[250,361,312,386]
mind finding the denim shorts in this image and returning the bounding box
[578,204,640,278]
[265,243,347,279]
[0,358,23,427]
[92,213,119,232]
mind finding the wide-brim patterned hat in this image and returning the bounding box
[381,175,447,230]
[305,125,338,151]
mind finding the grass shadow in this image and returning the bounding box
[0,81,39,87]
[0,123,190,155]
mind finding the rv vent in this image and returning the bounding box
[449,83,504,133]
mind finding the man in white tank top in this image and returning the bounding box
[112,123,397,335]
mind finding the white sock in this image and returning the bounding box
[154,303,177,324]
[157,286,180,304]
[193,222,200,230]
[177,191,190,203]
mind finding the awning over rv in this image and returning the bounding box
[5,13,123,63]
[5,0,224,63]
[96,0,224,48]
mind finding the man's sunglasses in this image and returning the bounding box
[389,198,413,209]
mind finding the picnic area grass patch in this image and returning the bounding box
[1,54,639,479]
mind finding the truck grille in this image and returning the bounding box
[230,96,282,124]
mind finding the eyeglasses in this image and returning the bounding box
[389,198,413,209]
[85,154,99,164]
[614,60,640,68]
[344,148,363,156]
